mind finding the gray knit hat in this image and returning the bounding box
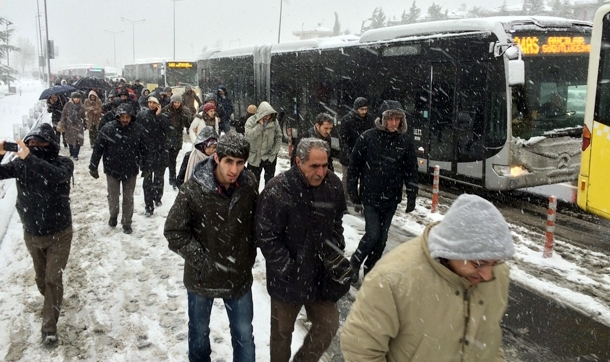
[170,94,182,103]
[428,194,515,261]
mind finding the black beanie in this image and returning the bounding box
[353,97,368,110]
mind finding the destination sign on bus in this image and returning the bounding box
[167,62,194,69]
[512,35,591,56]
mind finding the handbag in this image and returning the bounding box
[318,244,353,302]
[56,121,66,133]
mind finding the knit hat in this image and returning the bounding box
[216,132,250,161]
[147,96,160,104]
[70,92,82,99]
[353,97,368,110]
[170,94,182,103]
[203,103,216,113]
[428,194,515,261]
[247,104,257,114]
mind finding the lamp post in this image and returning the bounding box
[44,0,51,86]
[277,0,283,44]
[171,0,185,60]
[5,20,13,91]
[121,17,146,62]
[104,30,124,69]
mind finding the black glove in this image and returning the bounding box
[406,198,416,213]
[354,204,364,214]
[89,169,99,179]
[141,170,151,178]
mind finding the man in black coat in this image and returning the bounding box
[89,103,147,234]
[256,137,347,362]
[339,97,375,206]
[137,96,170,216]
[347,100,418,282]
[290,112,335,172]
[216,85,234,134]
[0,123,74,345]
[46,93,67,145]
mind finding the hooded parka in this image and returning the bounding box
[60,99,86,146]
[244,102,282,167]
[163,102,191,151]
[256,166,346,304]
[340,224,509,362]
[136,108,171,171]
[84,90,103,129]
[0,123,74,236]
[164,157,258,298]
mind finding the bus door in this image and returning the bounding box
[428,62,457,175]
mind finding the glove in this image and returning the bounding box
[406,198,416,213]
[89,169,99,179]
[141,170,151,178]
[353,204,364,214]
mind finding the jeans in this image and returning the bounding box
[106,175,137,226]
[270,298,339,362]
[69,144,81,158]
[350,203,398,275]
[24,226,73,333]
[187,290,255,362]
[143,166,165,211]
[248,158,277,188]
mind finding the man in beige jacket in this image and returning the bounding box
[341,194,515,362]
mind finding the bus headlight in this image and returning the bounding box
[493,164,529,177]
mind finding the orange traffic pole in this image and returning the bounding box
[543,195,557,258]
[431,165,440,213]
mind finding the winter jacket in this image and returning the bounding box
[60,100,86,146]
[341,224,509,362]
[347,118,418,207]
[182,88,202,116]
[138,89,150,109]
[90,119,147,180]
[256,166,346,304]
[178,126,218,186]
[164,157,258,299]
[244,102,282,167]
[84,90,103,129]
[47,94,67,127]
[234,112,254,134]
[136,108,171,171]
[339,110,375,166]
[163,103,191,150]
[216,85,234,124]
[202,93,226,120]
[290,126,334,171]
[189,112,219,142]
[0,123,73,236]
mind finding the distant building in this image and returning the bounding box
[572,0,603,21]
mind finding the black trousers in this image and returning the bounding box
[168,148,180,184]
[143,166,166,211]
[248,158,277,188]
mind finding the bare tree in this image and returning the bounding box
[12,37,35,76]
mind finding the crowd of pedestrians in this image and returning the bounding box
[1,79,517,362]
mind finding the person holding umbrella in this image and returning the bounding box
[47,94,67,146]
[59,92,87,160]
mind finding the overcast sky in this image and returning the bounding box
[1,0,511,70]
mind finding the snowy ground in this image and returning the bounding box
[0,83,608,361]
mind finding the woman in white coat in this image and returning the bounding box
[189,103,219,143]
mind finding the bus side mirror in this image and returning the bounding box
[508,58,525,86]
[505,45,525,86]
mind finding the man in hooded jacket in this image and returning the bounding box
[182,85,202,117]
[89,103,147,234]
[341,194,515,361]
[347,100,418,283]
[0,123,74,345]
[217,85,234,134]
[164,133,258,362]
[244,101,282,187]
[163,94,191,189]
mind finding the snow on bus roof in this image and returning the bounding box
[124,58,196,65]
[271,35,360,54]
[359,16,591,43]
[209,45,261,59]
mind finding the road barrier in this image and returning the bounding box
[543,195,557,258]
[431,165,440,213]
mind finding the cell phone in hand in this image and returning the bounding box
[3,142,19,152]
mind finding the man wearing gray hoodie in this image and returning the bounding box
[244,101,282,187]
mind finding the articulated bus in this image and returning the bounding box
[123,59,197,90]
[199,16,591,190]
[578,5,610,219]
[57,64,106,79]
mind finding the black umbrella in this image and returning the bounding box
[73,77,111,91]
[39,84,77,100]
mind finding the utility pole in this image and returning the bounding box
[36,0,45,82]
[121,17,146,62]
[104,30,124,69]
[171,0,184,60]
[44,0,51,87]
[278,0,283,44]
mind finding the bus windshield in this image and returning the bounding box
[512,55,588,139]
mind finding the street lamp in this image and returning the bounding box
[104,30,124,69]
[277,0,283,44]
[121,17,146,62]
[171,0,185,60]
